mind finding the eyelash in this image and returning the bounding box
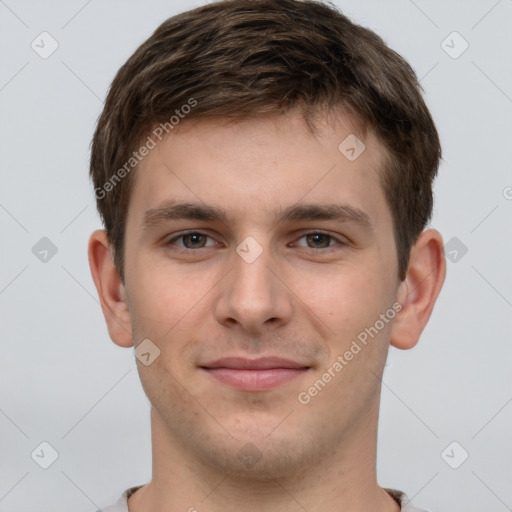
[165,230,347,253]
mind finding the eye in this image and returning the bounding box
[293,231,344,250]
[167,231,217,250]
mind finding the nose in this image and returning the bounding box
[214,239,294,335]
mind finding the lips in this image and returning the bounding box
[200,357,310,391]
[202,357,308,370]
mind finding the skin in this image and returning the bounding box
[89,111,446,512]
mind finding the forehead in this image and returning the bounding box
[127,113,391,231]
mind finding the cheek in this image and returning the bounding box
[306,265,388,326]
[128,261,212,340]
[127,263,223,383]
[302,272,394,412]
[303,263,396,369]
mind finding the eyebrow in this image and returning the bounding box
[141,201,374,232]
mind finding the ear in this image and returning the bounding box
[390,229,446,350]
[88,229,133,348]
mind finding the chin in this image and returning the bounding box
[197,428,318,480]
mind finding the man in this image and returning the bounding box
[88,0,446,510]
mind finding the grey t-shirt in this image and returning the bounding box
[97,486,429,511]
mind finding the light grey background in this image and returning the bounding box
[1,0,511,511]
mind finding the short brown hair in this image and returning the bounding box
[90,0,441,282]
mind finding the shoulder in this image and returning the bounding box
[385,488,431,512]
[94,485,144,512]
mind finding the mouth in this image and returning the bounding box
[200,357,310,392]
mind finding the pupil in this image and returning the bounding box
[186,234,204,248]
[307,233,330,248]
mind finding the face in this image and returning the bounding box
[122,112,402,478]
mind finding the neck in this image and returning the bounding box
[128,397,400,512]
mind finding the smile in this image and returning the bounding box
[200,357,310,391]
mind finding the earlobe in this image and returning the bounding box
[390,229,446,350]
[88,229,133,348]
